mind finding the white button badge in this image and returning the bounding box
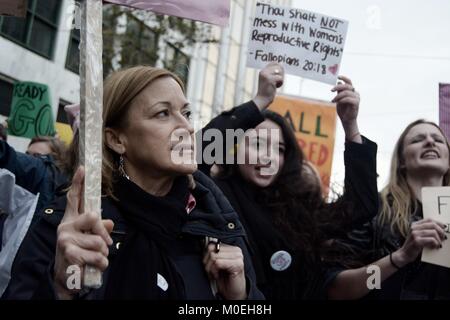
[270,250,292,271]
[157,273,169,291]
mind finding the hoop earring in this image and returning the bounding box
[119,155,130,180]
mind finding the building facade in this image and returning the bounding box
[0,0,79,150]
[187,0,292,130]
[0,0,291,150]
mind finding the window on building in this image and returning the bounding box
[164,43,190,85]
[0,0,61,59]
[120,16,158,68]
[57,100,72,124]
[0,76,15,117]
[65,27,80,74]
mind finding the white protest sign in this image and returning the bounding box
[421,187,450,268]
[247,2,348,85]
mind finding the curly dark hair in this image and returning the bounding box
[217,109,356,270]
[257,110,355,269]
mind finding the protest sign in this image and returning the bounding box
[8,81,55,139]
[422,187,450,268]
[270,95,336,192]
[247,2,348,85]
[0,0,27,17]
[104,0,231,26]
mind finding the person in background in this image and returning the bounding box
[0,108,79,299]
[199,63,378,299]
[26,136,66,159]
[328,119,450,300]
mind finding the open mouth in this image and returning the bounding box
[420,149,440,159]
[255,164,277,177]
[255,163,272,170]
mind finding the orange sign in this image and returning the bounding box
[270,95,337,191]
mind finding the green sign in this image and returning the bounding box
[8,81,55,138]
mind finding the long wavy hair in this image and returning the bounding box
[258,111,322,265]
[379,119,450,238]
[220,110,350,269]
[263,111,356,265]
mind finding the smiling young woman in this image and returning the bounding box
[328,119,450,300]
[199,63,379,300]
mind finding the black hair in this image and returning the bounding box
[256,110,357,269]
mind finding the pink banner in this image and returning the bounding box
[104,0,230,26]
[439,83,450,140]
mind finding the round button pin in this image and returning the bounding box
[270,250,292,271]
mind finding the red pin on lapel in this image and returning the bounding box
[328,64,338,75]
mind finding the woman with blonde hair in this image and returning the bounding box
[5,66,262,300]
[328,119,450,300]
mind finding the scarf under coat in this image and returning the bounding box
[104,172,246,299]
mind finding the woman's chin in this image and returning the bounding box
[251,176,275,188]
[174,163,198,175]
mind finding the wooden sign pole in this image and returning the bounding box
[79,0,104,288]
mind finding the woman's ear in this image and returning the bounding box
[105,128,126,155]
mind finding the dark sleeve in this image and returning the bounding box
[0,140,47,195]
[321,220,377,294]
[342,136,379,228]
[328,219,377,266]
[2,200,63,300]
[30,264,58,300]
[197,101,265,176]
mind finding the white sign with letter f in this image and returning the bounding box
[422,187,450,268]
